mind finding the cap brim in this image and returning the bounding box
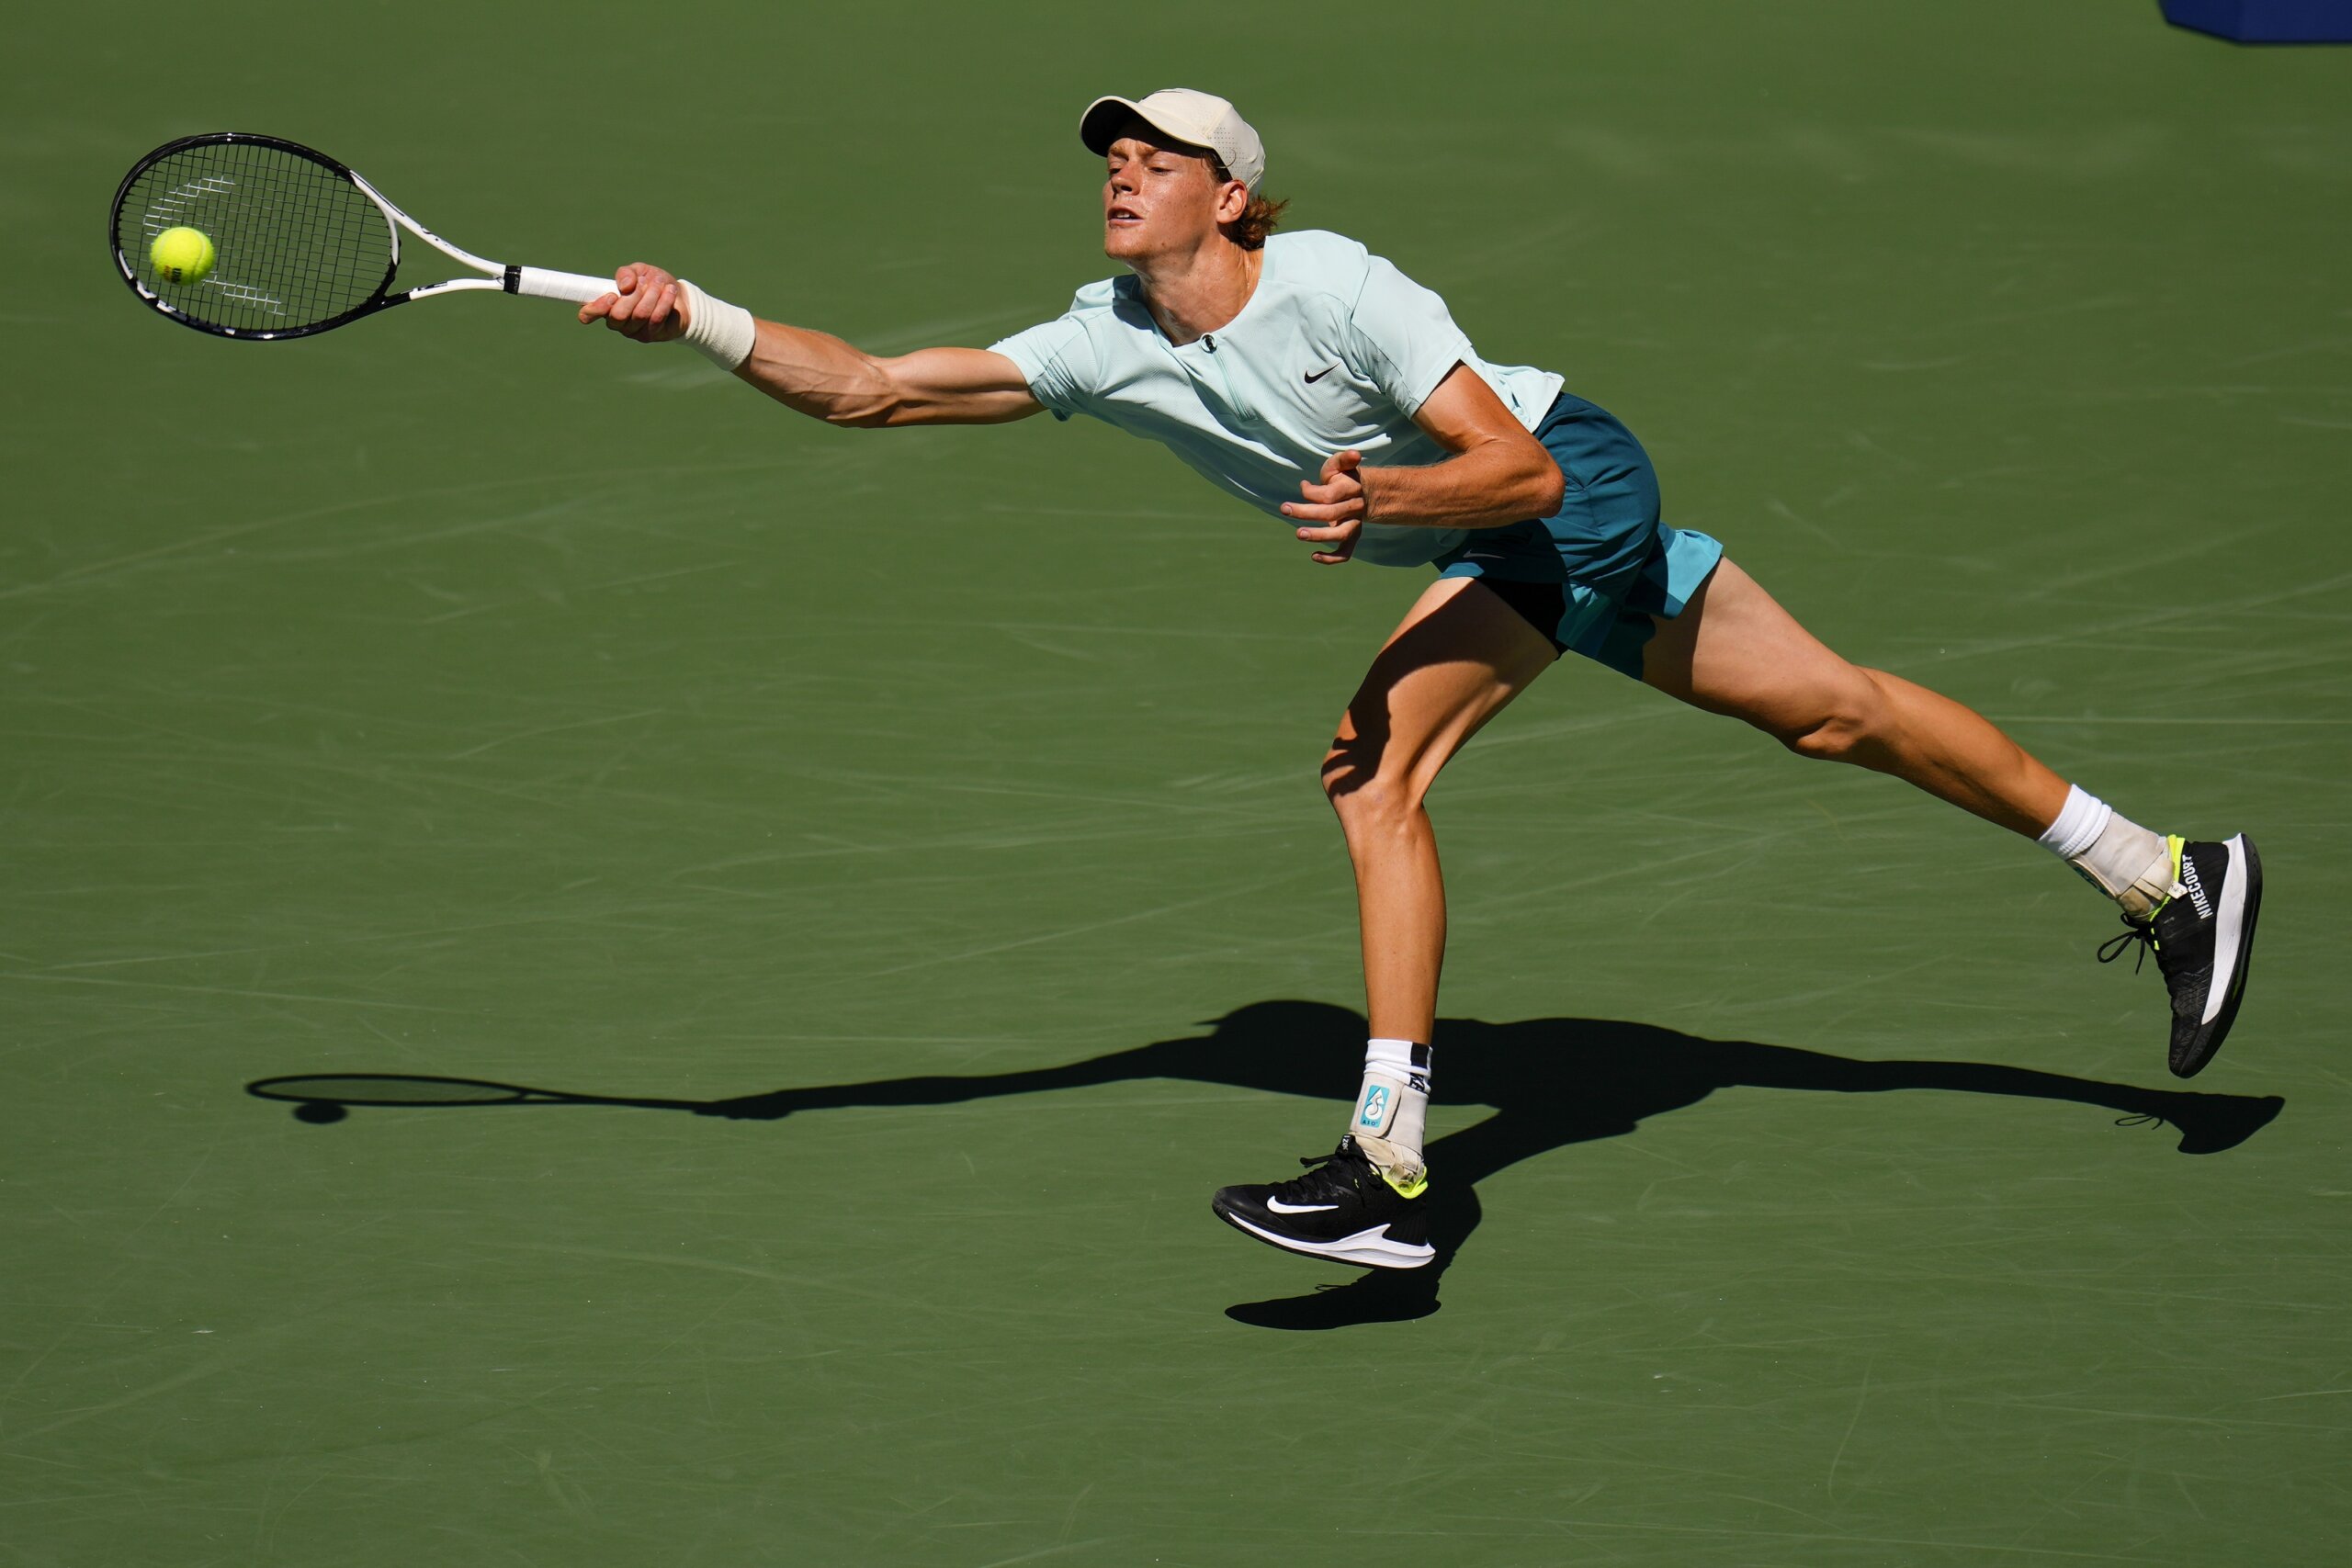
[1080,95,1212,158]
[1079,96,1142,154]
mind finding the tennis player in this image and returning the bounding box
[582,90,2263,1270]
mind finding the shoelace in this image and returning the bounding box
[1272,1144,1371,1204]
[2096,917,2159,975]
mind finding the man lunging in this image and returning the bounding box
[582,90,2262,1271]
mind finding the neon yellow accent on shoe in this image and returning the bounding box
[1381,1167,1430,1200]
[2143,835,2189,936]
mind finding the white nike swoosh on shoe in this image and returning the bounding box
[1264,1198,1339,1214]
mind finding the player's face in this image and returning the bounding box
[1102,133,1228,261]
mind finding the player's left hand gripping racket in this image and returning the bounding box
[110,132,616,341]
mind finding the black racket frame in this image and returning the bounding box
[109,131,402,343]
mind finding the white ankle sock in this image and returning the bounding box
[2039,785,2174,917]
[1350,1038,1430,1179]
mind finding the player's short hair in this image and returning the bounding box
[1207,153,1287,250]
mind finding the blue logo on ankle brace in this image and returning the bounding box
[1356,1086,1389,1130]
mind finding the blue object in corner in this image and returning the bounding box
[2162,0,2352,41]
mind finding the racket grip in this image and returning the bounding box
[504,265,619,304]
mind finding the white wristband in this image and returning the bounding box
[677,279,757,371]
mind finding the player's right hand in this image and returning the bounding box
[1285,448,1366,564]
[580,263,688,343]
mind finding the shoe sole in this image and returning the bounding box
[2174,834,2262,1079]
[1212,1203,1435,1269]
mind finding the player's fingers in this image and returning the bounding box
[1293,522,1355,543]
[1283,501,1362,524]
[579,292,617,324]
[1301,478,1364,510]
[611,268,659,322]
[626,264,678,305]
[1310,548,1355,565]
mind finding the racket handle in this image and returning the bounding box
[504,265,619,304]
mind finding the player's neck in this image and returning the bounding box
[1132,240,1261,346]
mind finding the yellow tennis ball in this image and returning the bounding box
[151,226,216,286]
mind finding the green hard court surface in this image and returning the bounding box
[6,2,2348,1562]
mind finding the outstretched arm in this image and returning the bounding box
[581,263,1042,428]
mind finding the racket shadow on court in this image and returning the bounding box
[249,999,2284,1332]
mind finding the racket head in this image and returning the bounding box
[110,132,399,341]
[249,1074,542,1111]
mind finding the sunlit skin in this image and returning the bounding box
[574,121,2072,1052]
[1097,129,1256,336]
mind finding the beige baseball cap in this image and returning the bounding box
[1080,88,1267,191]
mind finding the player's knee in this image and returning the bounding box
[1324,764,1418,840]
[1784,715,1863,762]
[1320,739,1374,805]
[1779,671,1891,763]
[1319,743,1352,802]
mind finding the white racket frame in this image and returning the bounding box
[348,167,616,309]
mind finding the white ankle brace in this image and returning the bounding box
[2041,785,2173,916]
[1350,1038,1430,1178]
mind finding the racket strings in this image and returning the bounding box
[115,140,394,334]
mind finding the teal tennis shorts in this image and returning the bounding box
[1432,392,1722,680]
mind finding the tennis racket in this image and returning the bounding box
[110,132,617,342]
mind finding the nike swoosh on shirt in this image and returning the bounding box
[1265,1198,1340,1214]
[1304,365,1338,383]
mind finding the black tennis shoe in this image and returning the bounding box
[2098,834,2263,1078]
[1211,1136,1435,1269]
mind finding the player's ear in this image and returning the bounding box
[1216,179,1250,225]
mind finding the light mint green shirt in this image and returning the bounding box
[989,230,1563,568]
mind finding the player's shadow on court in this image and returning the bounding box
[254,1000,2283,1332]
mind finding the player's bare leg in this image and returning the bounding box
[1322,575,1558,1043]
[1641,558,2261,1077]
[1211,576,1553,1269]
[1637,558,2068,835]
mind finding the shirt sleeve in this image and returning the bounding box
[987,313,1095,423]
[1343,255,1476,418]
